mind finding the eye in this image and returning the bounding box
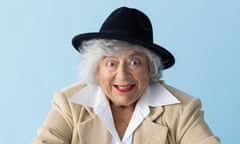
[106,61,116,67]
[130,59,141,66]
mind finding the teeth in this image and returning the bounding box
[117,85,131,90]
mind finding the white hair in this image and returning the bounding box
[77,39,163,85]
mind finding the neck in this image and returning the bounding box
[110,102,135,140]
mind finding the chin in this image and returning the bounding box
[111,100,137,108]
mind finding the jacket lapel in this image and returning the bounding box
[133,106,169,144]
[76,109,111,144]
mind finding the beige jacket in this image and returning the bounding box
[31,82,220,144]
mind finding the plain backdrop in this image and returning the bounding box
[1,0,239,143]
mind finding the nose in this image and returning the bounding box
[115,63,130,80]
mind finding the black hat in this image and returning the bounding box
[72,7,175,69]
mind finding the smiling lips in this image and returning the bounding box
[113,84,136,92]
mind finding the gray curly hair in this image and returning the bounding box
[77,39,163,85]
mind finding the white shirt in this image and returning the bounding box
[69,82,180,144]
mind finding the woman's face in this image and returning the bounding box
[97,48,150,107]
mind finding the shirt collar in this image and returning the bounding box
[69,82,180,108]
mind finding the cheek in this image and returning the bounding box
[133,69,149,95]
[97,68,116,97]
[134,68,150,82]
[97,67,115,86]
[98,69,112,80]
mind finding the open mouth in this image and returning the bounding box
[113,84,136,92]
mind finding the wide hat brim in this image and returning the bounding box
[72,7,175,69]
[72,32,175,69]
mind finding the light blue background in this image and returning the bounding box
[0,0,239,143]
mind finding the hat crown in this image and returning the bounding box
[100,7,153,43]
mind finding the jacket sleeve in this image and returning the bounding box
[176,98,220,144]
[31,91,73,144]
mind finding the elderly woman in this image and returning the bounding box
[32,7,220,144]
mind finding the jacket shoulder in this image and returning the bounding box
[59,82,87,98]
[161,82,196,105]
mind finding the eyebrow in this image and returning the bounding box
[128,52,147,58]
